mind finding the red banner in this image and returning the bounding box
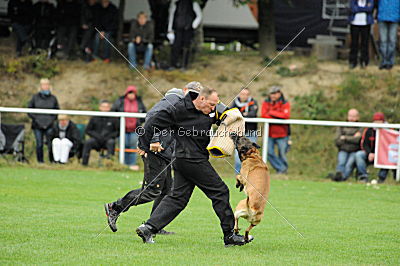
[375,129,400,169]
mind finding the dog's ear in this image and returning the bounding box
[252,142,261,149]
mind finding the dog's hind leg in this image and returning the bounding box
[244,224,255,242]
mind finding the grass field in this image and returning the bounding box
[1,167,400,265]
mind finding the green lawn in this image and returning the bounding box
[1,167,400,265]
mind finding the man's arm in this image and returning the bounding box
[268,102,290,119]
[192,2,202,29]
[85,118,102,140]
[247,100,258,118]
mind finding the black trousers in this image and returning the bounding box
[81,138,115,165]
[349,24,370,65]
[57,25,78,57]
[171,28,193,68]
[146,158,235,236]
[12,23,32,53]
[112,152,173,214]
[34,27,52,49]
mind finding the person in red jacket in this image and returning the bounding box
[261,86,291,174]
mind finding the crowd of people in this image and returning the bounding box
[26,77,395,183]
[331,109,397,183]
[8,0,203,70]
[349,0,399,70]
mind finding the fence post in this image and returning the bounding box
[397,129,400,182]
[262,122,269,163]
[119,116,125,164]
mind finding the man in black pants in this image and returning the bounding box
[167,0,202,69]
[136,86,250,247]
[81,100,119,166]
[104,87,189,234]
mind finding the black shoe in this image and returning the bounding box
[378,179,385,184]
[332,171,344,182]
[379,64,386,70]
[136,224,156,244]
[349,63,357,69]
[157,229,175,235]
[224,232,252,247]
[104,203,119,232]
[386,64,393,70]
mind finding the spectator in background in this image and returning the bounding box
[128,12,154,70]
[230,87,258,173]
[80,0,98,62]
[356,112,397,183]
[332,108,363,182]
[56,0,81,59]
[28,78,60,163]
[7,0,33,57]
[167,0,202,70]
[377,0,400,70]
[33,0,56,50]
[82,100,119,166]
[50,114,80,164]
[112,86,146,171]
[92,0,118,63]
[348,0,374,69]
[261,86,290,174]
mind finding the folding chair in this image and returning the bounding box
[0,124,28,163]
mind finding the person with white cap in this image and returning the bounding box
[104,82,199,235]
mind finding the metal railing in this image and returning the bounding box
[1,107,399,181]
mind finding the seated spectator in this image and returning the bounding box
[82,100,119,166]
[261,86,291,174]
[92,0,118,63]
[332,108,363,182]
[80,0,98,61]
[8,0,34,57]
[33,0,56,50]
[230,87,258,173]
[112,86,146,170]
[56,0,81,59]
[50,114,80,164]
[348,0,374,69]
[377,0,400,70]
[28,78,60,163]
[128,12,154,70]
[355,112,397,183]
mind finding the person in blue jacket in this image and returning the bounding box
[377,0,400,70]
[348,0,374,69]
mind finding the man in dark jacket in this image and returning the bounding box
[92,0,118,62]
[32,0,56,50]
[50,114,80,164]
[7,0,33,57]
[230,87,258,173]
[81,100,119,166]
[355,112,396,183]
[332,108,364,182]
[80,0,98,61]
[111,85,146,169]
[167,0,202,69]
[28,78,60,163]
[134,86,250,247]
[128,12,154,70]
[104,87,188,234]
[56,0,81,59]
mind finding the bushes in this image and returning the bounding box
[1,51,59,78]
